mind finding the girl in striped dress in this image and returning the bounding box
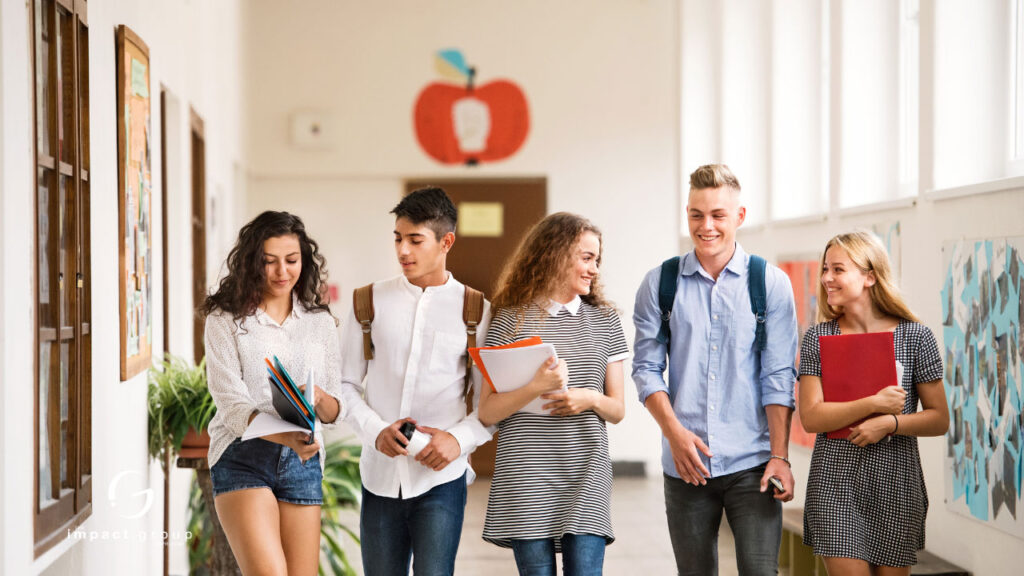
[478,212,630,576]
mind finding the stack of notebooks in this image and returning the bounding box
[468,337,565,415]
[242,355,317,442]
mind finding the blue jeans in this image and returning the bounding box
[664,464,781,576]
[360,473,467,576]
[210,438,322,505]
[510,534,606,576]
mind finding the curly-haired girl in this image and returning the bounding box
[201,210,344,575]
[478,212,629,576]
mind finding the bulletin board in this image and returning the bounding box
[116,25,153,380]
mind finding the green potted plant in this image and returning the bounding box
[148,354,216,462]
[318,440,363,575]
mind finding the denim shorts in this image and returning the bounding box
[210,438,323,505]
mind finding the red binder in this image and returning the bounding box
[819,331,898,439]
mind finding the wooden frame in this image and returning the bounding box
[116,25,153,380]
[31,0,93,557]
[191,109,207,365]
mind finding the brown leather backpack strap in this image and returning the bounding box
[353,284,375,360]
[462,285,485,410]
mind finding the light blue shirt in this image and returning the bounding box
[632,243,798,478]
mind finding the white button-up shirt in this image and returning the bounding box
[340,274,493,498]
[204,296,345,469]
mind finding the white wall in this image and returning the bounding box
[739,184,1024,575]
[1,0,38,573]
[0,1,245,574]
[244,0,679,468]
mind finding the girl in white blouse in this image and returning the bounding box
[200,211,344,575]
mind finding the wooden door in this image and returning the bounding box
[404,178,547,475]
[190,109,206,365]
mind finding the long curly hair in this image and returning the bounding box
[199,211,332,323]
[491,212,614,322]
[816,230,919,323]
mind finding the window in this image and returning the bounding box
[32,0,92,556]
[837,0,912,207]
[1015,0,1024,161]
[770,0,826,220]
[679,0,920,231]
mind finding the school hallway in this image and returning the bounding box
[3,1,1023,575]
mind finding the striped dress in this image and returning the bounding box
[482,302,630,551]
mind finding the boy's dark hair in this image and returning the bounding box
[391,186,458,240]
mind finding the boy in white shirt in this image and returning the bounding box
[340,187,493,576]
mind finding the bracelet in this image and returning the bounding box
[770,454,790,467]
[892,414,899,434]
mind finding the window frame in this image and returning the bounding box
[30,0,92,558]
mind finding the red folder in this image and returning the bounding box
[468,337,543,392]
[819,331,898,439]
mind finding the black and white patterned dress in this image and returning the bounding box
[799,319,944,566]
[482,303,630,551]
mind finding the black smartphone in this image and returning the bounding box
[768,476,784,494]
[399,421,416,444]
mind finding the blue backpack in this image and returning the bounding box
[655,255,768,351]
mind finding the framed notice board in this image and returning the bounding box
[116,25,153,380]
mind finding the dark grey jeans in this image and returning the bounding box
[664,464,781,576]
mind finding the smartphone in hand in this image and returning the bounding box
[768,476,784,494]
[399,421,416,444]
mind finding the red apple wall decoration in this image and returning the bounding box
[414,49,530,165]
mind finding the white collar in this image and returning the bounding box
[255,293,305,325]
[544,295,582,317]
[398,271,457,294]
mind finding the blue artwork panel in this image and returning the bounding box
[942,238,1024,538]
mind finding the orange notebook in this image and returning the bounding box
[468,337,543,393]
[819,331,898,440]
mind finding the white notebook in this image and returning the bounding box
[478,343,565,415]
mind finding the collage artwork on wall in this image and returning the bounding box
[941,237,1024,538]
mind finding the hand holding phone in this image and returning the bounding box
[768,476,784,494]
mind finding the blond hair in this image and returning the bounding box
[816,230,919,323]
[689,164,741,192]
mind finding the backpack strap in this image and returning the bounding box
[353,284,375,360]
[656,256,681,345]
[462,286,485,410]
[747,255,768,352]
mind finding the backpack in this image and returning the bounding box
[353,283,485,408]
[655,254,768,351]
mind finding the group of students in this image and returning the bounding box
[199,163,949,576]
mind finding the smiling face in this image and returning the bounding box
[555,231,600,303]
[263,234,302,301]
[686,186,746,274]
[821,245,875,311]
[394,216,453,289]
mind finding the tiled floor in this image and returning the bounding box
[337,474,742,575]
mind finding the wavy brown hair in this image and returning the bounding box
[491,212,614,321]
[199,211,332,324]
[816,230,919,323]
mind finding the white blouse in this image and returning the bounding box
[204,296,345,469]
